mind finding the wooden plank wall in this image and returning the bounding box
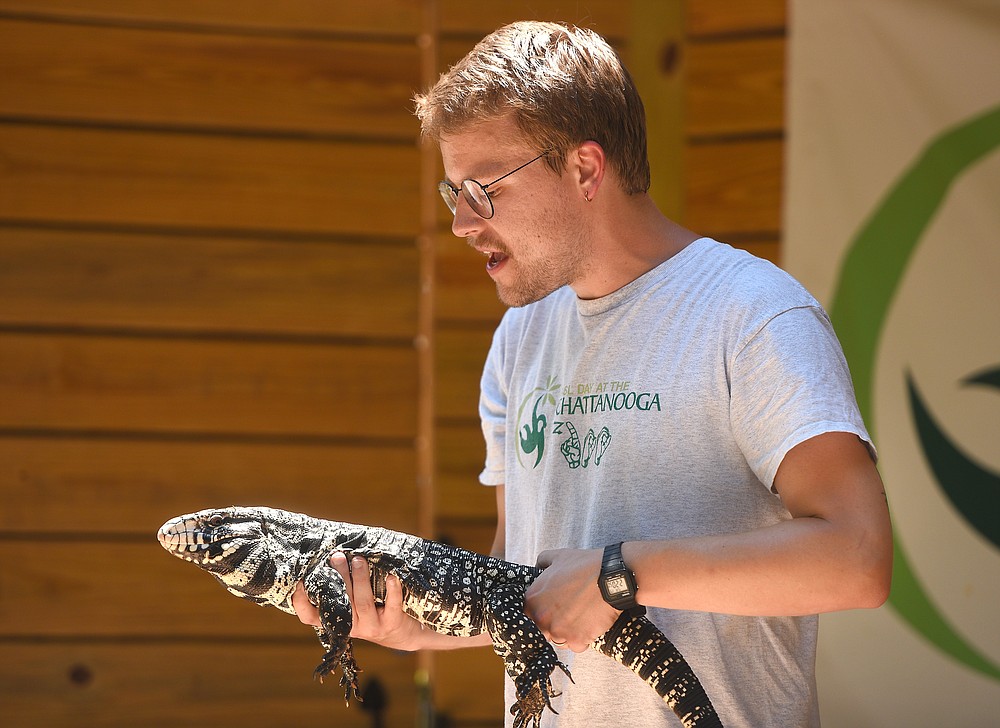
[0,1,788,726]
[0,3,425,727]
[682,0,786,265]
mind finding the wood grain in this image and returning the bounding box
[435,519,497,557]
[435,233,507,325]
[0,640,417,728]
[1,539,301,636]
[0,437,417,535]
[438,0,629,39]
[0,227,418,338]
[0,124,420,238]
[0,18,421,139]
[0,0,425,36]
[0,332,417,438]
[685,37,785,138]
[684,0,786,37]
[436,423,495,521]
[435,646,505,723]
[683,138,783,237]
[434,326,495,422]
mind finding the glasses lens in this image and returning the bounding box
[438,181,458,213]
[462,180,494,219]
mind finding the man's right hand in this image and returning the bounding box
[291,552,426,652]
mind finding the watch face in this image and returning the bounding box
[606,574,630,595]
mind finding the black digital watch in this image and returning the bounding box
[598,542,641,612]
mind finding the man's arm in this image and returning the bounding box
[489,483,506,559]
[525,432,893,652]
[292,485,507,652]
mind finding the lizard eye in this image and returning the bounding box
[208,514,225,527]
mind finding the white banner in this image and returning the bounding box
[784,1,1000,725]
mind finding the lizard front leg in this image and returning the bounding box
[483,583,572,728]
[303,560,362,705]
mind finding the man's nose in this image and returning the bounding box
[451,194,485,238]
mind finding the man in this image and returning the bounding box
[295,21,892,726]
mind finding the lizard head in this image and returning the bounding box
[157,506,299,609]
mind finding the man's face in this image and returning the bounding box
[439,117,592,307]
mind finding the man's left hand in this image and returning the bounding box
[525,547,621,652]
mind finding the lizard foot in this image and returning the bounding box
[313,640,363,705]
[509,660,572,728]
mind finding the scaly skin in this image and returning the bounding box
[158,506,723,727]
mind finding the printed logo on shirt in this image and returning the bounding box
[516,377,662,471]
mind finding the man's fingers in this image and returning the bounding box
[330,552,353,594]
[291,582,321,627]
[382,572,401,605]
[348,557,378,615]
[534,549,555,569]
[378,574,407,628]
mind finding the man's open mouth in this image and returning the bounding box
[486,251,509,270]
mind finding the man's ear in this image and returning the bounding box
[574,140,606,202]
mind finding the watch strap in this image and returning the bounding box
[599,542,643,612]
[602,541,627,573]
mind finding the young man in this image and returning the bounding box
[295,21,892,726]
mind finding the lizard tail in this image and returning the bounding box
[594,610,723,728]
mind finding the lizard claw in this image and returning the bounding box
[313,640,363,705]
[509,660,571,728]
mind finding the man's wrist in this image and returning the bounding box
[597,541,641,611]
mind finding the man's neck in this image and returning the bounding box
[571,195,700,301]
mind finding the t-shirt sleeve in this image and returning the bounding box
[478,323,508,486]
[729,305,875,490]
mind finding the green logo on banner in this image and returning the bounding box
[907,368,1000,551]
[830,103,1000,681]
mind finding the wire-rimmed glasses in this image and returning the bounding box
[438,150,550,220]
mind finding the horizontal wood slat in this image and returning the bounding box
[0,640,417,728]
[685,37,785,138]
[435,233,507,324]
[0,125,420,237]
[0,18,421,139]
[0,1,425,36]
[684,0,786,38]
[436,518,498,557]
[683,139,783,236]
[436,423,494,521]
[435,327,495,421]
[0,227,418,338]
[435,646,505,722]
[1,540,300,636]
[0,438,417,535]
[438,0,629,39]
[0,333,417,438]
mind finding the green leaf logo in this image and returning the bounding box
[830,103,1000,681]
[907,369,1000,551]
[516,376,560,469]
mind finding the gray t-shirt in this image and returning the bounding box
[479,238,873,727]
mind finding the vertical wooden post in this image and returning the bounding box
[416,0,439,723]
[416,0,438,546]
[630,0,685,221]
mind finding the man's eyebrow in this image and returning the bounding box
[445,159,508,186]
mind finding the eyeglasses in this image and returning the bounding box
[438,150,550,220]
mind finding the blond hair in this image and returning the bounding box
[413,21,650,194]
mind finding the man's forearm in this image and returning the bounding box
[407,626,495,651]
[624,514,891,617]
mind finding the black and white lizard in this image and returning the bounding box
[158,506,722,728]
